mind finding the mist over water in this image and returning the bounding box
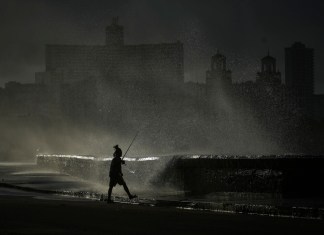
[0,80,283,163]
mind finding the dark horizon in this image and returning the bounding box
[1,0,324,93]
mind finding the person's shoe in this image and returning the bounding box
[107,199,114,204]
[129,195,138,200]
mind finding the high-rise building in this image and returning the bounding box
[35,18,184,88]
[285,42,314,97]
[34,18,184,119]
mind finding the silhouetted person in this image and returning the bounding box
[107,145,137,203]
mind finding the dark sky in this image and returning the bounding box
[1,0,324,93]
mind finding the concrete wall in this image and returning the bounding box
[36,154,324,198]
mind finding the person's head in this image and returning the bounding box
[113,145,119,149]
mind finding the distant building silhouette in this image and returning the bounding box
[0,15,323,155]
[34,18,184,120]
[285,42,314,97]
[36,18,183,87]
[285,42,315,116]
[206,51,232,111]
[256,51,281,86]
[206,51,232,86]
[106,17,124,47]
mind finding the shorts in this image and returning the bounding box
[109,175,125,187]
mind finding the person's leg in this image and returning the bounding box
[122,182,137,199]
[107,178,115,202]
[122,182,132,198]
[119,177,137,199]
[108,186,113,200]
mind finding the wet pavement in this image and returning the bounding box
[1,162,324,219]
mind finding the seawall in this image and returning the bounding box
[36,154,324,198]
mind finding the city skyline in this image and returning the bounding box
[1,17,323,157]
[1,0,324,93]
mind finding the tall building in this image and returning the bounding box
[36,18,184,88]
[34,18,184,120]
[285,42,314,97]
[256,51,281,86]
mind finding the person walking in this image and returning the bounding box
[107,145,137,203]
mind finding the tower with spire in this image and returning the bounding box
[206,51,232,110]
[106,17,124,47]
[256,50,281,86]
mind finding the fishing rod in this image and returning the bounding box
[121,131,139,174]
[122,131,139,160]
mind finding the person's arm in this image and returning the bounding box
[119,149,125,164]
